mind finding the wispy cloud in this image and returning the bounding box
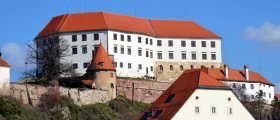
[242,22,280,45]
[1,43,27,73]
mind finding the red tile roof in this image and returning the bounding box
[139,69,227,120]
[203,68,274,86]
[0,57,10,67]
[87,43,115,71]
[36,12,220,39]
[81,79,94,86]
[275,94,280,100]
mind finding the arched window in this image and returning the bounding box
[159,65,163,71]
[180,65,184,71]
[211,65,214,68]
[190,65,194,69]
[170,65,173,71]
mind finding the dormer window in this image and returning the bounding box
[152,110,163,118]
[164,94,175,103]
[98,62,104,66]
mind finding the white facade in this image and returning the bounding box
[172,89,254,120]
[0,67,10,90]
[222,81,274,104]
[47,30,222,78]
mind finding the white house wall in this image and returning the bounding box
[0,67,10,89]
[222,81,274,104]
[172,89,254,120]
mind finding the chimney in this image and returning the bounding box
[244,64,249,80]
[224,64,229,78]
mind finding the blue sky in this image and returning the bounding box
[0,0,280,92]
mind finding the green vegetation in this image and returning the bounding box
[0,96,149,120]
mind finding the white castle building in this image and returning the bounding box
[35,12,222,81]
[0,52,10,90]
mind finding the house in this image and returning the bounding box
[139,68,254,120]
[35,12,223,82]
[0,52,10,90]
[206,64,274,104]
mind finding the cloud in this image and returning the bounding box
[242,22,280,45]
[1,43,27,73]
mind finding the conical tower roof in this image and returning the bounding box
[87,43,115,71]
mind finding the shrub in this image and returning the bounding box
[0,96,22,117]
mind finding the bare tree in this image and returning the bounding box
[26,34,78,84]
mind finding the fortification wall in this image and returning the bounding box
[8,84,110,106]
[116,79,171,103]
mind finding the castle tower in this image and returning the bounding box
[0,52,10,90]
[83,44,116,99]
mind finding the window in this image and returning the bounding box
[150,51,153,58]
[269,93,271,98]
[151,66,153,71]
[83,63,89,68]
[169,52,174,59]
[94,34,99,40]
[242,84,246,89]
[152,110,163,119]
[157,40,162,46]
[72,47,77,54]
[211,53,216,60]
[138,64,142,70]
[195,107,200,114]
[128,63,131,69]
[159,65,163,71]
[157,52,162,59]
[138,49,142,56]
[141,112,151,120]
[164,94,175,103]
[264,92,266,97]
[250,84,254,89]
[168,40,173,47]
[113,34,117,40]
[146,50,149,57]
[115,62,117,67]
[121,47,124,54]
[120,34,124,41]
[120,62,123,68]
[82,34,87,41]
[191,41,196,47]
[145,38,148,44]
[192,52,196,60]
[211,107,216,114]
[232,83,236,88]
[114,46,118,53]
[201,41,206,47]
[202,52,207,60]
[110,73,114,78]
[228,107,233,115]
[127,47,131,55]
[150,39,153,45]
[127,35,131,42]
[73,63,78,69]
[82,46,87,54]
[211,41,216,48]
[180,65,184,71]
[182,52,186,60]
[181,41,186,47]
[170,65,173,71]
[251,95,254,99]
[138,37,142,43]
[72,35,77,42]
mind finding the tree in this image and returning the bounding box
[272,97,280,120]
[26,34,78,84]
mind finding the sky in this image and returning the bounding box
[0,0,280,92]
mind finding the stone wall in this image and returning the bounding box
[116,79,171,103]
[8,83,110,106]
[154,61,223,82]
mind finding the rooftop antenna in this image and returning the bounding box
[84,0,87,12]
[184,8,188,20]
[66,0,69,13]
